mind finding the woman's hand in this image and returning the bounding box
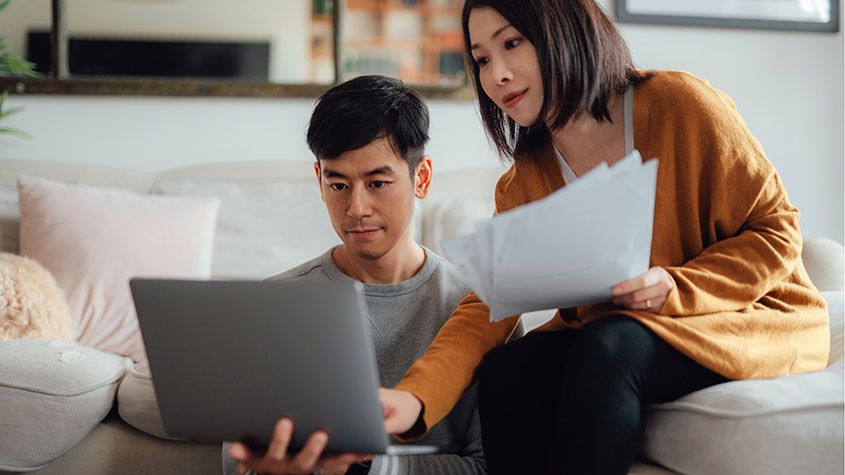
[229,418,371,475]
[612,266,675,313]
[379,388,422,435]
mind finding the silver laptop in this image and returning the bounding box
[129,278,436,456]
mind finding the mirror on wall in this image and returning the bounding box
[0,0,469,98]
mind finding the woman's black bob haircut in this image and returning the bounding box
[461,0,651,160]
[306,75,430,174]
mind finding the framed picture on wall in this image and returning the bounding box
[615,0,840,33]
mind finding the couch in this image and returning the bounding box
[0,159,842,474]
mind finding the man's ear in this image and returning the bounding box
[314,161,326,203]
[414,156,433,200]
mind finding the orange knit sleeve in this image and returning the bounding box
[394,293,518,435]
[395,168,523,435]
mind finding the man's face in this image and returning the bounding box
[316,137,430,261]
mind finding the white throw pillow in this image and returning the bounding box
[0,339,131,471]
[425,196,494,256]
[151,177,339,279]
[17,176,219,361]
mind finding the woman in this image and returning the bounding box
[379,0,830,473]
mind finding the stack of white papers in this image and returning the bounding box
[442,150,658,322]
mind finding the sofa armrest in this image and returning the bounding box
[802,238,845,292]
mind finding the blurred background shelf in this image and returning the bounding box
[311,0,465,86]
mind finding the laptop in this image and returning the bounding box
[129,278,437,456]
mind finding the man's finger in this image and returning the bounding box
[266,418,294,463]
[290,431,329,471]
[229,442,252,462]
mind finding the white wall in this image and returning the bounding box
[1,0,842,241]
[612,1,844,242]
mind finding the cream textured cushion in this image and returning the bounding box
[117,360,178,440]
[151,177,339,279]
[17,176,219,361]
[641,291,845,475]
[425,196,494,256]
[0,253,72,341]
[0,339,130,471]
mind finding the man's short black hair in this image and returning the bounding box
[307,75,430,174]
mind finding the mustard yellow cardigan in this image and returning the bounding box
[396,70,830,433]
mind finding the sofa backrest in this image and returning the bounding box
[0,160,503,278]
[150,162,338,278]
[2,159,843,365]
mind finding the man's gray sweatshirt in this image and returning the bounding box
[222,247,486,475]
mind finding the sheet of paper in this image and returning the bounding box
[441,150,659,322]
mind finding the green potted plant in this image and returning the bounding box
[0,0,42,139]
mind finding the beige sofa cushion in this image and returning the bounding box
[803,238,845,292]
[641,291,845,475]
[0,339,130,472]
[117,360,180,441]
[151,177,339,279]
[18,176,219,361]
[33,412,221,475]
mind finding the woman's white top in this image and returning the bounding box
[554,87,634,184]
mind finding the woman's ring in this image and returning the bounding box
[645,299,651,309]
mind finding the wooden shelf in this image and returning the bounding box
[331,0,463,85]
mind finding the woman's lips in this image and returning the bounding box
[503,89,527,108]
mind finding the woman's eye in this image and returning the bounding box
[329,183,347,191]
[370,181,389,189]
[504,38,521,49]
[474,56,489,67]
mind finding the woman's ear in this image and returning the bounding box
[414,156,433,199]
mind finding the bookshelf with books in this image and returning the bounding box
[318,0,464,86]
[310,0,335,83]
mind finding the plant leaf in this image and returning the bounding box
[0,55,42,77]
[0,127,32,140]
[0,0,11,13]
[0,106,23,120]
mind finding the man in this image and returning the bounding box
[225,75,487,475]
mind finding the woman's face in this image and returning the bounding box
[468,7,544,127]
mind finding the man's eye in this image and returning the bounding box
[370,181,389,189]
[474,56,489,67]
[504,38,521,49]
[329,183,347,191]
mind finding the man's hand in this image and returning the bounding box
[612,266,675,313]
[379,388,422,435]
[229,418,371,475]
